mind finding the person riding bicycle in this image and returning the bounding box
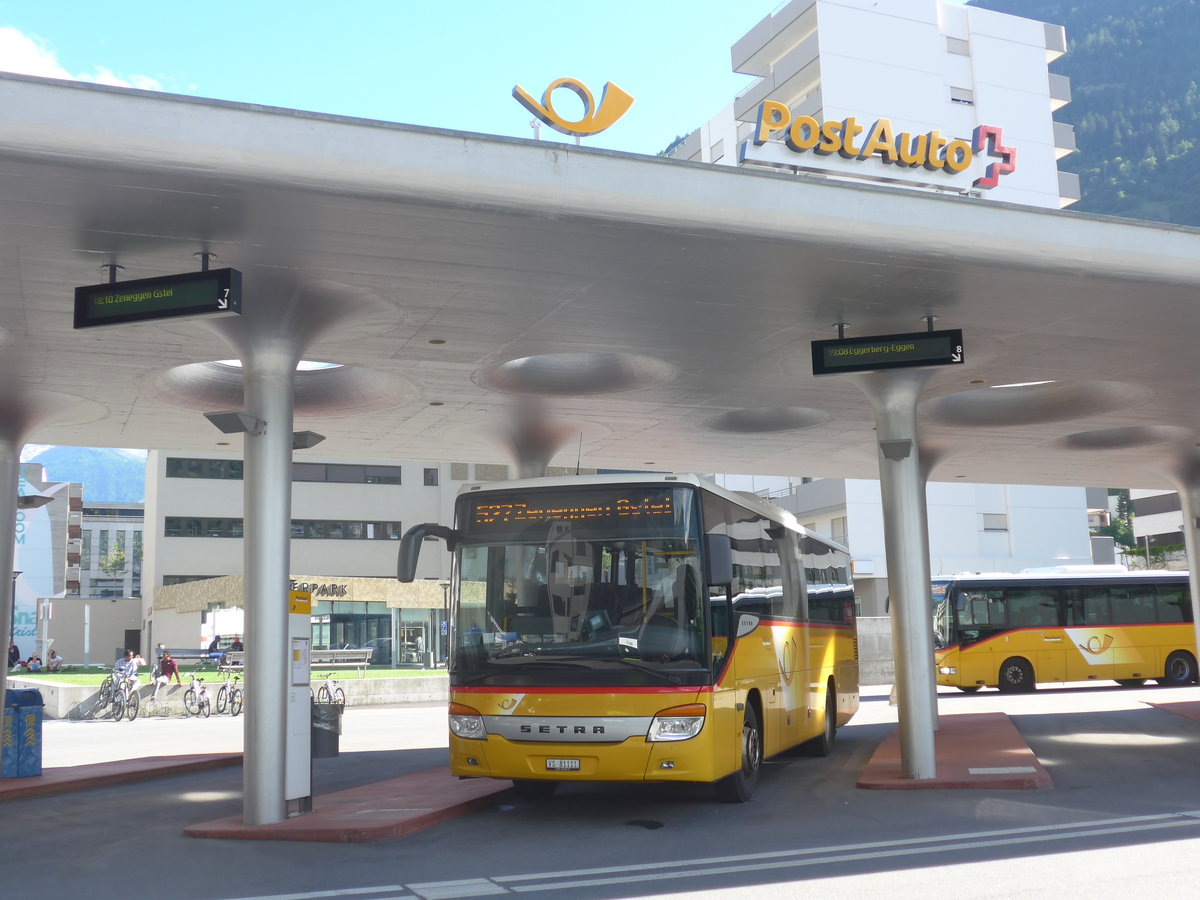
[113,649,146,692]
[153,650,181,699]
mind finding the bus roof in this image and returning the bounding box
[455,472,850,552]
[941,570,1189,583]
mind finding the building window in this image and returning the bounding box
[831,516,849,547]
[81,532,91,570]
[169,517,404,540]
[946,37,970,55]
[981,513,1009,532]
[162,575,220,586]
[949,87,975,105]
[451,462,469,481]
[166,457,400,484]
[424,467,439,486]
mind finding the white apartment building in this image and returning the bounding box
[1130,489,1187,568]
[80,502,143,600]
[669,0,1078,209]
[143,452,593,664]
[767,478,1098,614]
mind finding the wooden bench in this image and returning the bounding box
[219,647,373,676]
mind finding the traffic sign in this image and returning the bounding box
[811,328,964,376]
[74,267,242,329]
[289,590,312,615]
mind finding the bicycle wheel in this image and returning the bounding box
[109,694,125,721]
[333,687,346,705]
[317,685,333,703]
[215,685,229,715]
[183,688,200,716]
[97,678,113,715]
[230,688,243,717]
[199,695,211,718]
[125,690,140,721]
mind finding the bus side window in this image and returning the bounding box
[1156,586,1188,623]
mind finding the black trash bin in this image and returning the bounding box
[311,699,344,758]
[2,689,45,778]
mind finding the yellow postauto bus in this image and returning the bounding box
[399,474,859,802]
[933,570,1198,692]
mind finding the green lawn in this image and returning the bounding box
[9,665,447,687]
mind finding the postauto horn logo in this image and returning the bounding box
[748,99,1017,189]
[513,77,634,137]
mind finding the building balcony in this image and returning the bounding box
[1058,170,1081,208]
[732,0,818,76]
[1048,73,1071,112]
[734,30,821,123]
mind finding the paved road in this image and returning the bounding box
[10,684,1200,899]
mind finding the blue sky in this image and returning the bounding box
[1,1,970,157]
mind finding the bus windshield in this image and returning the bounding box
[452,485,711,688]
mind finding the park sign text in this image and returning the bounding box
[74,268,242,329]
[812,329,964,376]
[741,101,1017,190]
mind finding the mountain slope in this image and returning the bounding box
[971,0,1200,225]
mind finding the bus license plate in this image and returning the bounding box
[546,758,580,771]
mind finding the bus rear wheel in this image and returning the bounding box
[1157,651,1198,686]
[801,684,837,757]
[997,657,1035,693]
[715,702,761,803]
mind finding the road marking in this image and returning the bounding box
[968,766,1037,774]
[217,810,1200,900]
[408,878,508,899]
[221,887,411,900]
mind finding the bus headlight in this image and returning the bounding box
[449,702,487,740]
[938,666,957,675]
[647,704,707,742]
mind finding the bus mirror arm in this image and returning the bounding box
[397,523,462,582]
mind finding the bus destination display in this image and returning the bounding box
[811,328,964,375]
[74,268,242,329]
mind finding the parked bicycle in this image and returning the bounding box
[183,674,212,718]
[216,673,244,717]
[94,670,119,718]
[109,672,140,722]
[312,672,346,705]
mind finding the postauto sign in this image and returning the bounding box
[740,100,1016,190]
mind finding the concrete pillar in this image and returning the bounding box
[852,369,938,780]
[1168,473,1200,673]
[240,345,302,826]
[0,436,19,709]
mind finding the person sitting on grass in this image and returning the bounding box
[46,650,64,672]
[26,654,42,672]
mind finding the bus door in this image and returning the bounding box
[1016,588,1067,683]
[1064,587,1115,681]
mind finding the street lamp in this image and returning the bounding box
[439,581,450,667]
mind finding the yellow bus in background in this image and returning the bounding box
[399,474,859,802]
[933,570,1197,692]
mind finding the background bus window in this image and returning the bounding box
[1003,589,1061,628]
[1075,588,1111,626]
[1155,585,1191,622]
[1109,585,1158,624]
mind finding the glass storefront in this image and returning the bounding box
[310,601,444,667]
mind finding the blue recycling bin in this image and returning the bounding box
[2,689,45,778]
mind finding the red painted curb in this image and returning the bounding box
[857,712,1051,790]
[0,753,243,802]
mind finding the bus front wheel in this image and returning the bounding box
[715,702,761,803]
[1157,651,1198,686]
[997,657,1035,693]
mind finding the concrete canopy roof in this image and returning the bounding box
[3,72,1199,490]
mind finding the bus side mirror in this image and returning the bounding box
[397,523,462,583]
[704,534,733,586]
